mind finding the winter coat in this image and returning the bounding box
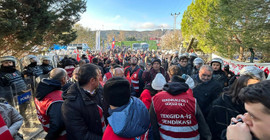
[36,79,66,140]
[142,67,169,85]
[212,70,227,88]
[62,78,76,92]
[207,94,246,140]
[102,97,150,140]
[140,84,158,110]
[61,83,109,140]
[192,75,223,117]
[140,89,152,110]
[0,103,23,140]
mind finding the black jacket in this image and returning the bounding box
[36,79,65,140]
[61,83,108,140]
[212,70,227,88]
[207,94,246,140]
[149,82,212,140]
[192,75,223,117]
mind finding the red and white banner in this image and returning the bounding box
[212,54,270,80]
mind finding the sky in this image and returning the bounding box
[77,0,193,31]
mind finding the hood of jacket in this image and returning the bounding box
[163,82,189,95]
[108,97,150,138]
[36,78,62,101]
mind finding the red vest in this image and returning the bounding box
[152,91,199,140]
[0,114,13,140]
[126,68,141,93]
[124,66,130,72]
[35,90,67,139]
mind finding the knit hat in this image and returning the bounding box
[152,59,161,65]
[103,77,131,107]
[151,73,166,90]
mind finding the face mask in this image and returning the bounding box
[29,62,37,67]
[1,66,16,73]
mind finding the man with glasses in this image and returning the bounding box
[178,55,192,76]
[192,65,223,117]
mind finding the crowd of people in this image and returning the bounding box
[0,48,269,140]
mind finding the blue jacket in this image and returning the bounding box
[108,97,150,138]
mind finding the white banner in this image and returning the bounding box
[212,54,270,79]
[95,30,100,51]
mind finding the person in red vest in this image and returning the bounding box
[35,68,68,140]
[102,77,150,140]
[149,75,212,140]
[124,56,144,97]
[0,114,13,140]
[103,64,120,83]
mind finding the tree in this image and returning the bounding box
[181,0,270,62]
[160,30,183,50]
[126,37,137,41]
[207,0,270,61]
[117,31,125,41]
[0,0,86,57]
[72,24,95,48]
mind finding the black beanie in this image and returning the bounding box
[152,59,161,65]
[103,77,131,107]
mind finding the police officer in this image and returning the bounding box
[23,55,43,77]
[0,56,27,104]
[40,56,53,75]
[210,58,227,88]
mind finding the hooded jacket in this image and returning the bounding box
[35,79,65,140]
[102,97,150,140]
[150,82,212,140]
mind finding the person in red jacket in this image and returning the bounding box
[140,73,166,110]
[102,77,150,140]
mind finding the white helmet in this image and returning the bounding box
[182,52,189,57]
[189,53,197,58]
[240,66,265,80]
[211,58,223,66]
[0,56,16,64]
[42,56,51,61]
[193,58,204,66]
[23,55,39,66]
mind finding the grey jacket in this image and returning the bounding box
[0,103,23,138]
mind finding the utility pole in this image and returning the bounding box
[171,12,180,31]
[171,12,180,49]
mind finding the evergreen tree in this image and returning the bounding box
[0,0,86,56]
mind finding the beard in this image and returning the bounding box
[131,63,137,66]
[1,65,16,73]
